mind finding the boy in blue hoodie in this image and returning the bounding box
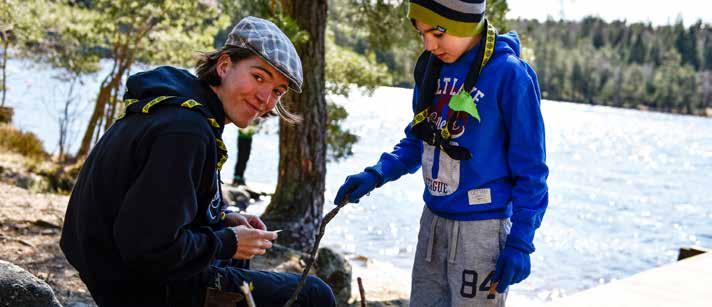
[334,1,548,306]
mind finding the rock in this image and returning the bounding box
[221,184,251,210]
[315,247,352,306]
[5,170,47,192]
[0,260,62,307]
[250,244,354,305]
[38,164,77,194]
[250,243,307,274]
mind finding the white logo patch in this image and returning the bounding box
[468,188,491,205]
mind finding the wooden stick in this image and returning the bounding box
[357,277,366,307]
[0,234,35,248]
[487,282,498,299]
[283,198,349,307]
[241,282,256,307]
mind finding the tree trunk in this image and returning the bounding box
[58,78,77,163]
[104,78,122,131]
[261,0,328,253]
[75,61,129,158]
[1,37,8,107]
[76,79,111,158]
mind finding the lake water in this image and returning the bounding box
[5,60,712,303]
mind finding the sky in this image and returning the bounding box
[507,0,712,26]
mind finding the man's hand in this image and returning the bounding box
[231,225,278,260]
[224,212,267,230]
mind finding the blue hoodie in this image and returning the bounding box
[368,32,548,252]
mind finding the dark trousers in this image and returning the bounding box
[233,137,252,185]
[217,268,336,307]
[208,259,335,307]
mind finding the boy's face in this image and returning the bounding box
[213,55,288,128]
[414,20,480,64]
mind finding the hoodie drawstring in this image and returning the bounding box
[425,214,439,263]
[448,220,460,264]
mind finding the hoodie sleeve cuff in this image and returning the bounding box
[214,228,237,260]
[364,166,385,187]
[366,152,409,188]
[505,224,536,254]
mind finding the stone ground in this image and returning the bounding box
[0,178,95,306]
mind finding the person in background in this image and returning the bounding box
[334,0,549,306]
[60,16,335,307]
[233,125,257,186]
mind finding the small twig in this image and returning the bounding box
[357,277,366,307]
[0,234,35,248]
[241,282,256,307]
[32,219,61,229]
[487,282,498,299]
[283,199,349,307]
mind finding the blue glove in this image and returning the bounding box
[333,170,380,205]
[493,245,531,293]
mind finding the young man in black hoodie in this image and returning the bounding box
[60,16,335,307]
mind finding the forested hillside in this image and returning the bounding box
[516,17,712,115]
[327,1,712,116]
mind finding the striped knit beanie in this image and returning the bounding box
[408,0,486,37]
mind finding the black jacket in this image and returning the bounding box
[60,67,236,306]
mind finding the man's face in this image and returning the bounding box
[214,55,289,128]
[414,20,480,64]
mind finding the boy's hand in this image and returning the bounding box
[333,171,378,205]
[492,245,531,293]
[224,212,267,230]
[231,226,278,260]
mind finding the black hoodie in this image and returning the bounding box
[60,66,236,306]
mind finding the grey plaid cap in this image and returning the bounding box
[225,16,303,93]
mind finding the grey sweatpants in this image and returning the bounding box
[410,206,511,307]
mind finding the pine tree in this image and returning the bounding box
[685,21,702,69]
[629,32,647,64]
[592,26,606,49]
[704,35,712,70]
